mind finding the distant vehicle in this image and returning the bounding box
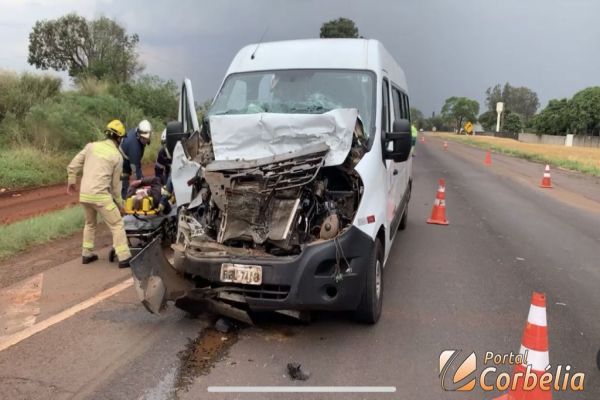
[131,39,413,324]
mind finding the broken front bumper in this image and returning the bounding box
[131,226,374,316]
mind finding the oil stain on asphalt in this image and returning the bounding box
[174,327,239,394]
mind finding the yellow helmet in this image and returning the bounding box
[106,119,126,137]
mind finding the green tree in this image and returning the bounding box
[320,17,359,38]
[28,14,142,82]
[478,110,496,131]
[0,71,61,121]
[110,75,178,121]
[567,87,600,135]
[530,99,570,135]
[441,97,479,131]
[197,99,213,121]
[503,112,523,134]
[485,83,539,122]
[410,107,424,128]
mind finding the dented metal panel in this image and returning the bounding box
[171,142,201,206]
[209,109,358,166]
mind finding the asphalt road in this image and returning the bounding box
[1,136,599,400]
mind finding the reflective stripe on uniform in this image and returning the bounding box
[80,193,112,203]
[82,241,95,250]
[92,141,120,160]
[114,244,130,256]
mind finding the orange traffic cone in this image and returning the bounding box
[494,292,552,400]
[540,165,552,188]
[443,141,448,150]
[427,179,449,225]
[420,135,425,143]
[484,150,492,165]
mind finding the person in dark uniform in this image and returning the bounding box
[120,120,152,198]
[154,129,172,185]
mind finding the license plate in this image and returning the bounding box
[220,263,262,285]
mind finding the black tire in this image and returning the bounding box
[398,181,411,231]
[398,207,408,231]
[354,239,384,324]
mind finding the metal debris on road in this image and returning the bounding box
[215,317,234,333]
[287,362,311,381]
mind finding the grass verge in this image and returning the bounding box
[1,144,160,190]
[0,206,84,259]
[0,146,72,189]
[432,132,600,177]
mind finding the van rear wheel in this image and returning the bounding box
[354,239,384,324]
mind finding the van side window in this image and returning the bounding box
[392,88,402,124]
[381,79,390,132]
[403,93,411,121]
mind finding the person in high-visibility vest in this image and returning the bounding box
[411,124,418,146]
[67,120,132,268]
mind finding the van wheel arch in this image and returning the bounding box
[354,233,384,324]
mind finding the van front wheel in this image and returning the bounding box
[354,239,384,324]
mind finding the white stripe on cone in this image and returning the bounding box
[519,345,550,371]
[527,305,547,327]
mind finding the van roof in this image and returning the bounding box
[225,38,407,91]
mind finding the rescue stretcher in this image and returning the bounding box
[108,187,177,262]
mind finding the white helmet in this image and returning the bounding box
[160,129,166,144]
[138,120,152,139]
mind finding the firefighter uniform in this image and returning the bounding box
[67,138,132,262]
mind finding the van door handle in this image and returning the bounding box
[393,169,398,175]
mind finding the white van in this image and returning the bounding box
[131,38,413,324]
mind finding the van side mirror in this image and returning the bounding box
[382,119,412,162]
[165,120,188,156]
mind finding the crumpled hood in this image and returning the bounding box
[208,108,358,166]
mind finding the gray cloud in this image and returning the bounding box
[1,0,599,115]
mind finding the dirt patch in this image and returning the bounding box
[0,164,156,224]
[0,226,112,289]
[0,183,78,225]
[175,327,238,394]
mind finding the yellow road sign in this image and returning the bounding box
[464,121,473,134]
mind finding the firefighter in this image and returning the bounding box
[67,120,132,268]
[120,119,152,199]
[154,129,172,185]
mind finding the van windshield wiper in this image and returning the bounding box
[211,109,240,116]
[288,105,331,114]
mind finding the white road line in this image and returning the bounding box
[207,386,397,393]
[0,278,133,352]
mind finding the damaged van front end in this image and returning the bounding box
[131,108,375,321]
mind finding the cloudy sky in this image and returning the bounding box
[1,0,598,115]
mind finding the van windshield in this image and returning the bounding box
[209,69,375,135]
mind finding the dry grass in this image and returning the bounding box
[432,132,600,176]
